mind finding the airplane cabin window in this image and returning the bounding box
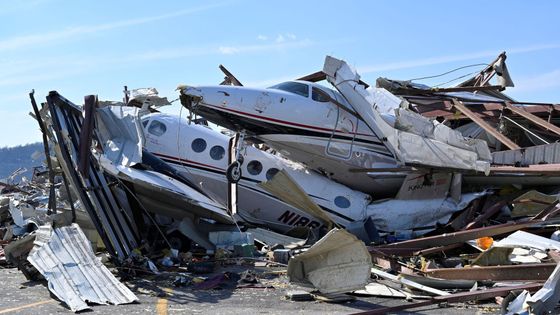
[268,82,309,98]
[247,160,263,175]
[312,88,331,102]
[191,138,207,153]
[209,145,225,160]
[265,168,279,180]
[334,196,351,208]
[147,120,167,136]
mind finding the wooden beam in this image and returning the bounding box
[450,99,520,150]
[505,102,560,136]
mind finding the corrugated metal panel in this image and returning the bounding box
[46,92,140,259]
[492,142,560,165]
[27,224,137,312]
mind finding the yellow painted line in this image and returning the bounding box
[0,299,54,314]
[156,287,174,315]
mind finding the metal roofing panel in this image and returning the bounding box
[27,223,137,312]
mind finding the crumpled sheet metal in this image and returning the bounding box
[98,156,233,224]
[366,191,483,238]
[323,55,491,174]
[95,106,144,167]
[288,228,372,294]
[27,224,138,312]
[493,230,560,252]
[504,262,560,315]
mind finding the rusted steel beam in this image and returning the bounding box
[429,85,504,93]
[464,200,508,230]
[445,197,484,231]
[412,243,463,257]
[369,247,422,257]
[372,220,540,255]
[417,102,560,119]
[372,203,558,257]
[350,283,542,315]
[505,102,560,136]
[450,99,520,150]
[424,263,557,281]
[510,101,560,106]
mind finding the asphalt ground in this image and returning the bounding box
[0,265,501,315]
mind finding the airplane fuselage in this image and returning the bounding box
[141,112,371,234]
[180,81,405,197]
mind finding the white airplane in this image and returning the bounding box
[178,80,404,197]
[141,111,483,239]
[177,57,493,198]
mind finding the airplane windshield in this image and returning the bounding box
[268,82,309,98]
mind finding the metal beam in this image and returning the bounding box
[372,202,559,257]
[505,102,560,136]
[450,99,520,150]
[372,219,542,256]
[219,64,243,86]
[490,164,560,174]
[351,283,542,315]
[424,263,557,281]
[78,95,95,176]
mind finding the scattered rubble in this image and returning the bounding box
[1,52,560,313]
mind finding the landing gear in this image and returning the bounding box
[227,131,246,183]
[226,161,242,183]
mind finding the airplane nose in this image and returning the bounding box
[179,86,203,98]
[179,86,203,111]
[179,86,245,111]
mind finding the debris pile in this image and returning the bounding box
[1,52,559,313]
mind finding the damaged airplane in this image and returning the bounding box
[177,57,491,198]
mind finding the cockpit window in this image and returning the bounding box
[147,120,167,136]
[142,119,150,128]
[268,82,309,98]
[312,87,331,102]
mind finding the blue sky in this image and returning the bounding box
[1,0,559,147]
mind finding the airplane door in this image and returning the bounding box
[325,107,358,160]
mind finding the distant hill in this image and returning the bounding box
[0,143,45,182]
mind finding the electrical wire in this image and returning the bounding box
[433,70,482,87]
[409,63,488,82]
